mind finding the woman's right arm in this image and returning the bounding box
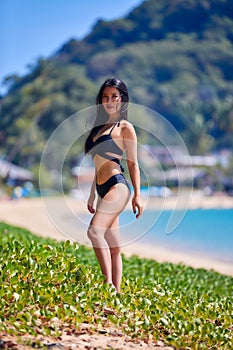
[87,173,96,214]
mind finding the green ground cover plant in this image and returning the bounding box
[0,222,232,349]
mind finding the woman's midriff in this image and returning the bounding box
[95,159,122,185]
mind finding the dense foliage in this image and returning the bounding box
[1,0,233,169]
[0,222,232,349]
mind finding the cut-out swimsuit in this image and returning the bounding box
[90,122,130,198]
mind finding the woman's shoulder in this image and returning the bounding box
[121,120,134,130]
[121,120,136,138]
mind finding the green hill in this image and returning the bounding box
[1,0,233,170]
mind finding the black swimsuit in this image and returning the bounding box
[89,122,130,198]
[96,173,130,199]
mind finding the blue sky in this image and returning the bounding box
[0,0,141,93]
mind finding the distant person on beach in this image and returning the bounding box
[84,78,143,293]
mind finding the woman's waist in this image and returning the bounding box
[96,163,123,185]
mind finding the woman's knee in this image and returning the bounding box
[87,225,107,248]
[87,225,97,241]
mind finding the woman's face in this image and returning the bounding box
[101,86,122,117]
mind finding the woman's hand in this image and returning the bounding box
[132,195,143,219]
[87,195,96,214]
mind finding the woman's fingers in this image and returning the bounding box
[88,204,95,214]
[132,198,143,219]
[135,203,143,219]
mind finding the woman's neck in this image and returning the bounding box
[107,114,120,124]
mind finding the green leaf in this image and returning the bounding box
[160,317,169,326]
[70,305,78,313]
[108,314,119,325]
[13,292,20,302]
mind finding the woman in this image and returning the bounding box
[85,78,142,293]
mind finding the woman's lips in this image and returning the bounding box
[106,105,115,110]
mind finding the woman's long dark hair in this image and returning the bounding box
[84,78,129,154]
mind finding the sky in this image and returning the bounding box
[0,0,142,93]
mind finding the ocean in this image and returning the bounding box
[119,208,233,264]
[77,206,233,264]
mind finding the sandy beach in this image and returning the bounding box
[1,192,233,277]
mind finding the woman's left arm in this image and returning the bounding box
[123,122,143,219]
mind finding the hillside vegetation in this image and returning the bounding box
[1,0,233,170]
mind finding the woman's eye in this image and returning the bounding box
[102,95,120,102]
[112,95,119,100]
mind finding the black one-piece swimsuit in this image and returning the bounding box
[89,122,130,198]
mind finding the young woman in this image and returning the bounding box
[85,78,142,293]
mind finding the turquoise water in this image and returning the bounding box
[119,209,233,263]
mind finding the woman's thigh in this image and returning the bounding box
[96,183,130,216]
[90,183,130,230]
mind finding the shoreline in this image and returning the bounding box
[122,241,233,277]
[0,194,233,277]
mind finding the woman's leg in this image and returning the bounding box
[111,245,122,293]
[87,210,117,285]
[105,217,122,292]
[87,183,130,290]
